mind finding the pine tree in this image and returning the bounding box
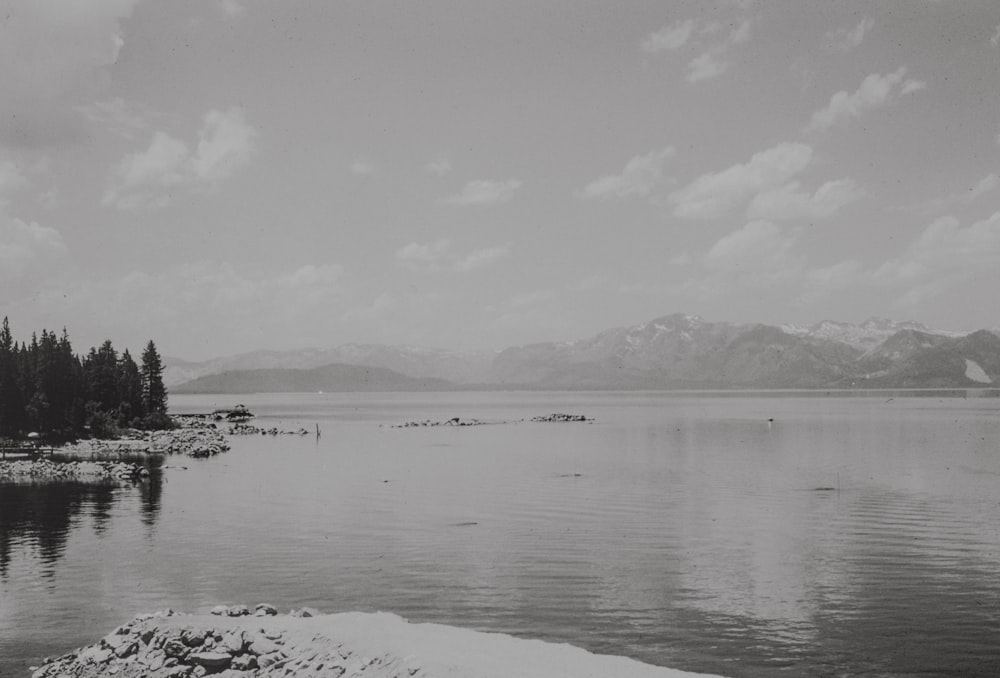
[140,340,167,417]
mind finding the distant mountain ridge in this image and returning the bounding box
[168,314,1000,392]
[172,363,455,394]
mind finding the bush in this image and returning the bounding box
[140,411,174,431]
[85,407,119,439]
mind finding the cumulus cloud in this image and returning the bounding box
[704,220,804,282]
[395,239,452,271]
[218,0,244,16]
[642,16,752,84]
[826,17,874,51]
[443,179,521,206]
[872,213,1000,286]
[104,107,258,210]
[642,19,698,52]
[746,178,864,221]
[0,0,141,147]
[686,19,753,83]
[687,51,728,82]
[395,239,510,273]
[0,161,29,198]
[350,159,376,176]
[668,142,813,219]
[453,244,510,272]
[76,98,156,140]
[805,67,926,133]
[910,173,1000,214]
[425,157,452,176]
[577,147,675,200]
[0,215,68,281]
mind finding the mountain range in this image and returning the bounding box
[168,315,1000,393]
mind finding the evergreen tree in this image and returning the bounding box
[141,340,167,416]
[117,349,144,426]
[0,318,24,437]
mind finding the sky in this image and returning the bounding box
[2,0,1000,361]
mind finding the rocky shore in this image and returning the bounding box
[30,607,722,678]
[0,458,149,482]
[0,415,232,482]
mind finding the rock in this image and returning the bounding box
[181,629,206,647]
[257,651,285,669]
[253,603,277,616]
[248,636,281,656]
[230,654,258,671]
[163,638,190,660]
[114,640,138,658]
[220,630,246,653]
[142,649,166,671]
[227,604,250,617]
[262,629,282,641]
[189,651,233,669]
[78,645,114,664]
[291,606,319,618]
[210,605,229,616]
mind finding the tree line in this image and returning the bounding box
[0,317,170,441]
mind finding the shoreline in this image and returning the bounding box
[31,607,725,678]
[0,415,231,482]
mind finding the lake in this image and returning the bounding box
[2,391,999,677]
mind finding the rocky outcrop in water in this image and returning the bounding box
[0,459,149,482]
[228,424,310,436]
[530,413,592,423]
[30,607,410,678]
[391,417,492,428]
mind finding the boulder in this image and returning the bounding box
[257,651,285,669]
[226,604,250,617]
[231,654,258,671]
[253,603,277,616]
[189,651,233,669]
[210,605,229,616]
[248,636,281,656]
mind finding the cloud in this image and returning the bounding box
[425,157,452,176]
[0,0,141,147]
[0,161,30,199]
[909,173,1000,214]
[686,19,753,83]
[443,179,521,206]
[104,107,258,210]
[668,142,813,219]
[577,147,675,200]
[826,17,874,51]
[395,239,510,273]
[218,0,245,16]
[872,213,1000,286]
[704,220,804,282]
[687,51,728,82]
[643,16,752,84]
[453,244,510,272]
[642,19,697,52]
[76,98,155,140]
[0,215,68,281]
[350,159,376,176]
[395,239,452,271]
[746,178,864,221]
[805,67,926,133]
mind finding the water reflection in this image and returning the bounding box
[0,460,162,579]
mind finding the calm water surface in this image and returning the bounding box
[1,392,999,677]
